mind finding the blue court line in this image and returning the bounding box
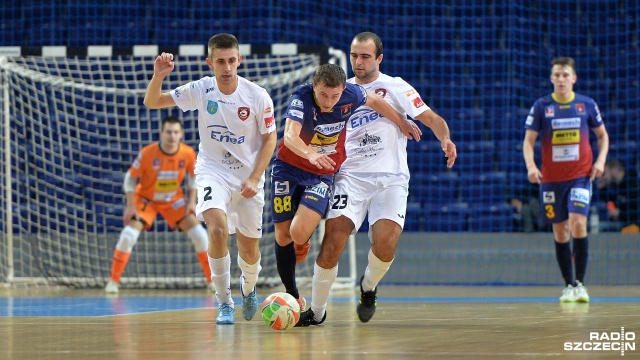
[1,296,638,317]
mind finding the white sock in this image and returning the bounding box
[362,248,393,292]
[311,262,338,320]
[237,253,262,296]
[208,252,233,306]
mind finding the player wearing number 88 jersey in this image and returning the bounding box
[272,63,422,312]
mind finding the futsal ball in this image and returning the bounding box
[261,292,301,330]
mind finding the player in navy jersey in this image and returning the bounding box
[523,57,609,303]
[272,63,421,310]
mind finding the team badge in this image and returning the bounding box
[207,100,218,114]
[575,103,585,114]
[545,106,555,117]
[341,104,352,118]
[375,88,387,98]
[238,107,250,121]
[178,160,185,168]
[152,158,161,170]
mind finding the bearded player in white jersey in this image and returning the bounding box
[143,33,277,325]
[297,32,457,326]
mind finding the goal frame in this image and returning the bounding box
[0,44,357,290]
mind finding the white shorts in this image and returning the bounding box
[326,173,408,235]
[195,171,265,239]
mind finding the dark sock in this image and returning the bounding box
[275,241,299,299]
[573,236,588,284]
[555,241,574,286]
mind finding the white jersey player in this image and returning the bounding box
[143,33,277,326]
[296,32,457,327]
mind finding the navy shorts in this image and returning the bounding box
[539,176,592,224]
[270,159,334,223]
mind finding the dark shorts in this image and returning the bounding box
[270,159,334,223]
[539,176,592,224]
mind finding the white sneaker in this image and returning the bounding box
[559,284,575,302]
[574,281,590,303]
[207,282,216,293]
[105,280,119,294]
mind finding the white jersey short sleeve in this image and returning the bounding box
[171,76,275,184]
[340,73,430,177]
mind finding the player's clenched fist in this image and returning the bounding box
[154,52,175,78]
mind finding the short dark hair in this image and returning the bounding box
[313,63,346,88]
[551,57,576,74]
[161,115,183,130]
[606,158,625,171]
[353,31,383,58]
[208,33,239,58]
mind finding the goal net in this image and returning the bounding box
[0,50,355,289]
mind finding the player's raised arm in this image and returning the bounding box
[365,91,422,141]
[144,52,177,109]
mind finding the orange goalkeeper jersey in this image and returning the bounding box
[129,143,196,203]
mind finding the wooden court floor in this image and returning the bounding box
[1,285,640,359]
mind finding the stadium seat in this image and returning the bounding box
[459,171,508,204]
[468,203,515,232]
[423,202,469,232]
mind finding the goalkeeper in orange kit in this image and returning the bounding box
[105,116,212,294]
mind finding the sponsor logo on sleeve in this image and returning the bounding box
[413,97,425,108]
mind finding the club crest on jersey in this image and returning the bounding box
[375,88,387,98]
[341,104,353,118]
[152,158,161,170]
[238,107,250,121]
[178,159,185,168]
[545,106,555,117]
[575,103,585,114]
[207,100,218,114]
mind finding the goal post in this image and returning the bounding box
[0,45,356,290]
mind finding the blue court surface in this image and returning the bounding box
[2,295,639,317]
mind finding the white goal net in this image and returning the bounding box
[0,50,354,289]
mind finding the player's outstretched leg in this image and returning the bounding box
[356,275,378,322]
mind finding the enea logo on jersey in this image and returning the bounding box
[575,103,585,114]
[341,104,353,118]
[207,100,218,114]
[375,88,387,98]
[545,105,555,117]
[207,125,245,144]
[238,107,250,121]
